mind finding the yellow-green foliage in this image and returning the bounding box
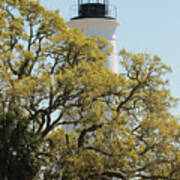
[0,0,180,180]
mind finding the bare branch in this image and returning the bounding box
[102,171,126,180]
[116,82,142,112]
[78,124,103,148]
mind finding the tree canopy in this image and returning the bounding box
[0,0,180,180]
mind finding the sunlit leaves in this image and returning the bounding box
[0,0,180,179]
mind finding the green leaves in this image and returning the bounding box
[0,0,179,179]
[0,112,41,180]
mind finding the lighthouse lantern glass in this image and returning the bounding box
[78,0,109,18]
[72,0,116,19]
[79,0,107,4]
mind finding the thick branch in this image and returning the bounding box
[78,124,103,148]
[116,82,142,112]
[102,171,126,180]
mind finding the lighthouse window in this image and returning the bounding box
[74,0,116,19]
[80,0,105,4]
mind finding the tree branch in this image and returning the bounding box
[102,171,126,180]
[116,82,142,112]
[78,124,103,148]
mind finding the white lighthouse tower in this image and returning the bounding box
[67,0,119,73]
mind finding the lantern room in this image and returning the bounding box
[71,0,116,19]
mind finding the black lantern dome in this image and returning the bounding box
[71,0,117,20]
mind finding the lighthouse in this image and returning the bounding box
[67,0,119,73]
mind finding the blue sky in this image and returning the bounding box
[42,0,180,115]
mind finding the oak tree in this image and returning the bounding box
[0,0,179,179]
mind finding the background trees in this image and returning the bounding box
[0,0,179,179]
[0,113,40,180]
